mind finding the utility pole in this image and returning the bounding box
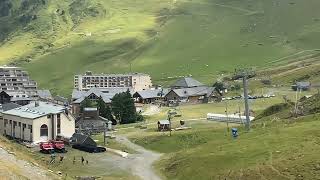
[294,87,302,117]
[103,122,107,146]
[169,114,172,136]
[243,75,250,131]
[235,68,254,131]
[167,110,177,137]
[225,101,229,132]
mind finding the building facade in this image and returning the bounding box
[74,71,152,92]
[71,87,131,116]
[0,66,37,97]
[1,102,75,143]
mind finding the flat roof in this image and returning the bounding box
[2,102,66,119]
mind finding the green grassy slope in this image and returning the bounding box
[1,0,320,95]
[131,100,320,179]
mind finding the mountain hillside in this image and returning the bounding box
[1,0,320,95]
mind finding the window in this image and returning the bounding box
[57,114,61,134]
[13,121,17,126]
[40,124,48,137]
[28,125,32,133]
[23,124,26,129]
[18,122,21,127]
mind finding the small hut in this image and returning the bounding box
[158,120,170,131]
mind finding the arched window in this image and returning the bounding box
[40,124,48,137]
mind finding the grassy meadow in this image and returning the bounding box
[1,0,320,95]
[131,115,320,180]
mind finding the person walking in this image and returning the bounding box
[81,156,84,165]
[50,152,56,164]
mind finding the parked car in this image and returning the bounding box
[70,133,106,153]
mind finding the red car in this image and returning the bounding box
[40,141,66,153]
[39,142,54,153]
[50,140,66,153]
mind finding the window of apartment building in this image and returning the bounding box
[13,121,17,127]
[18,122,21,127]
[28,125,32,133]
[57,114,61,134]
[4,119,7,125]
[23,124,26,130]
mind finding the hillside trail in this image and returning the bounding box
[0,147,52,179]
[115,135,162,180]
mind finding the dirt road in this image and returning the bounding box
[0,147,51,179]
[115,136,162,180]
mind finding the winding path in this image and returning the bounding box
[115,136,162,180]
[0,147,52,179]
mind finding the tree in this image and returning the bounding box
[105,105,116,125]
[213,81,225,94]
[80,97,94,113]
[97,98,107,117]
[111,90,137,124]
[96,98,116,124]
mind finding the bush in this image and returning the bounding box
[137,114,144,122]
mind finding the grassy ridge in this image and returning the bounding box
[131,112,320,179]
[1,0,320,95]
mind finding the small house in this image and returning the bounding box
[171,77,204,89]
[158,120,170,131]
[133,88,169,104]
[165,86,217,105]
[292,82,311,91]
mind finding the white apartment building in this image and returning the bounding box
[74,71,152,92]
[1,102,75,143]
[0,66,37,97]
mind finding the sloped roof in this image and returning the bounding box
[70,133,97,147]
[2,101,66,119]
[171,77,204,88]
[72,89,86,100]
[133,89,169,99]
[296,82,311,87]
[37,90,53,100]
[166,86,215,98]
[11,97,33,102]
[54,95,69,103]
[158,120,170,125]
[0,103,21,112]
[72,87,132,104]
